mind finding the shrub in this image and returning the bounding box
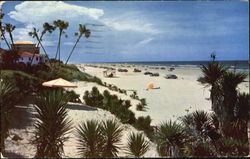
[33,89,72,158]
[126,132,150,157]
[134,116,154,139]
[76,120,104,158]
[65,90,81,103]
[123,100,132,109]
[100,120,123,157]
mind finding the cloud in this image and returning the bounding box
[136,38,153,46]
[102,11,161,34]
[9,1,104,24]
[0,1,5,8]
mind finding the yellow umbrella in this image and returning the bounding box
[147,83,154,89]
[42,78,77,88]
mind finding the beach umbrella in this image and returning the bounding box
[147,83,154,89]
[42,78,77,88]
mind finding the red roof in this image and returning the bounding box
[0,48,7,53]
[18,52,40,57]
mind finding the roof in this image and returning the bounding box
[42,78,77,88]
[18,52,40,57]
[14,41,34,44]
[0,48,7,53]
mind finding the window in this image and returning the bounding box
[29,57,31,60]
[36,57,38,61]
[40,57,42,61]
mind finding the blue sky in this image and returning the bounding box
[0,1,249,63]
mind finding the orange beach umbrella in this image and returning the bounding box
[42,78,77,88]
[147,83,154,89]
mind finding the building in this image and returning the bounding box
[12,41,48,65]
[17,52,48,65]
[11,41,40,54]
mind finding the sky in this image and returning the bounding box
[0,1,249,63]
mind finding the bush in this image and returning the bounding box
[136,103,146,111]
[123,100,132,108]
[82,87,103,108]
[134,116,154,139]
[65,90,81,103]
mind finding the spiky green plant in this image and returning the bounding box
[126,132,149,157]
[100,120,123,157]
[33,89,72,158]
[200,62,227,106]
[76,120,104,158]
[155,120,186,157]
[0,80,17,152]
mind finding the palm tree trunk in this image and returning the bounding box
[55,31,61,60]
[30,34,44,64]
[0,32,11,50]
[65,35,82,65]
[58,32,62,62]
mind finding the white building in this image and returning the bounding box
[17,52,48,65]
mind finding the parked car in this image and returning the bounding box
[150,73,160,76]
[165,74,178,79]
[133,68,141,72]
[144,71,153,75]
[118,68,128,72]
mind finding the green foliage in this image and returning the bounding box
[124,100,132,108]
[126,132,150,157]
[65,90,81,103]
[0,80,18,152]
[76,119,123,158]
[76,120,104,158]
[83,88,136,124]
[155,120,187,157]
[133,116,154,139]
[82,86,104,107]
[100,120,123,157]
[33,89,72,158]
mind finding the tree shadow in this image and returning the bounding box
[67,103,97,111]
[9,105,35,129]
[3,151,25,158]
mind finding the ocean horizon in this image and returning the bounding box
[80,60,249,70]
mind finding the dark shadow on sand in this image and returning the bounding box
[67,103,97,111]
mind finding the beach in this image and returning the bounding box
[78,63,249,125]
[3,63,249,158]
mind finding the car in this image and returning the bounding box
[150,73,159,76]
[133,68,141,72]
[144,71,153,75]
[117,68,128,72]
[165,74,178,79]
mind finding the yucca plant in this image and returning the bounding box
[0,80,17,153]
[100,120,123,157]
[126,132,149,157]
[155,120,187,157]
[200,62,227,106]
[33,89,72,158]
[76,120,104,158]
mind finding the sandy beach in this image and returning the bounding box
[79,64,249,125]
[3,63,249,158]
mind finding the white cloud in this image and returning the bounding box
[9,1,104,24]
[0,1,5,8]
[136,37,154,46]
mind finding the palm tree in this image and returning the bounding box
[75,120,104,158]
[28,27,52,66]
[5,23,16,48]
[126,132,149,157]
[200,62,227,108]
[29,22,55,64]
[0,13,11,50]
[33,89,72,158]
[220,71,247,137]
[53,20,69,62]
[0,80,17,153]
[155,120,186,157]
[65,24,90,64]
[100,120,123,157]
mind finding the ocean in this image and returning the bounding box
[100,60,249,70]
